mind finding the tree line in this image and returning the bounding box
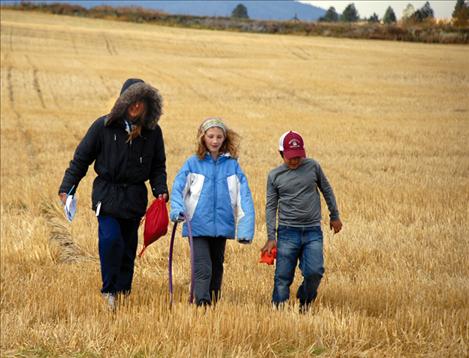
[4,1,468,44]
[318,1,468,25]
[231,1,468,26]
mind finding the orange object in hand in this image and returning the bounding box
[259,247,277,265]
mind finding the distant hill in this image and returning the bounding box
[17,0,326,21]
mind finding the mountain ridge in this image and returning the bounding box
[22,0,326,21]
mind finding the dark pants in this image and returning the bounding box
[98,215,140,295]
[273,225,324,307]
[193,237,227,306]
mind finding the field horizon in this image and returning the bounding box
[1,9,468,357]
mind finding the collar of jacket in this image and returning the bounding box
[203,152,231,162]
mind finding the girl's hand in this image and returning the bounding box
[237,239,251,244]
[158,193,169,202]
[170,211,185,223]
[261,240,277,254]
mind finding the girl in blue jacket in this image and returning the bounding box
[170,118,255,306]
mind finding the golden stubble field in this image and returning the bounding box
[1,9,468,357]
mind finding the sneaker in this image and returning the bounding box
[102,293,117,312]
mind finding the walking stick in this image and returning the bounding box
[168,214,195,308]
[168,221,177,308]
[184,214,195,304]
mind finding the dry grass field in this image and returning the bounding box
[1,9,468,357]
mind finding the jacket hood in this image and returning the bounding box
[106,78,163,129]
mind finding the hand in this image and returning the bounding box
[158,193,169,202]
[330,219,342,234]
[59,193,67,205]
[261,240,277,254]
[170,211,185,223]
[237,238,251,245]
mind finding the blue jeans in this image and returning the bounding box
[98,215,140,295]
[272,225,324,306]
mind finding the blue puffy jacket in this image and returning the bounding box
[170,154,255,242]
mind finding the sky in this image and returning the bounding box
[302,1,456,19]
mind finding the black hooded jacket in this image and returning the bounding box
[59,78,168,219]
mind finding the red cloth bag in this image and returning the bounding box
[259,247,277,265]
[138,197,169,257]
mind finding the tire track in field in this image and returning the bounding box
[9,27,14,51]
[25,55,46,109]
[103,34,118,56]
[6,65,15,107]
[69,32,78,56]
[5,61,40,174]
[137,62,213,104]
[224,68,329,112]
[291,46,311,61]
[6,66,23,120]
[280,37,312,61]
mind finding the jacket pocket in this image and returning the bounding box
[92,177,113,213]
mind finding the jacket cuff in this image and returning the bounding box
[152,185,168,198]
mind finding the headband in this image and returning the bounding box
[201,118,227,135]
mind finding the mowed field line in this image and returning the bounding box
[1,9,469,357]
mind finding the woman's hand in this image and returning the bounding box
[58,193,67,205]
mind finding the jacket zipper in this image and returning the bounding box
[213,157,218,237]
[139,136,146,165]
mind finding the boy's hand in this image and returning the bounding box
[261,240,277,254]
[330,219,342,234]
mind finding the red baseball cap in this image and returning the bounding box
[278,131,306,159]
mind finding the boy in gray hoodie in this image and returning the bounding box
[261,131,342,312]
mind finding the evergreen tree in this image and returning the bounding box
[231,3,249,19]
[368,12,380,23]
[402,3,415,20]
[452,0,469,26]
[319,6,339,22]
[411,1,434,22]
[383,6,397,24]
[340,3,359,22]
[453,0,466,17]
[421,1,434,19]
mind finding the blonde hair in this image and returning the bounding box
[196,119,240,159]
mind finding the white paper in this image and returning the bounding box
[95,201,101,217]
[64,195,77,222]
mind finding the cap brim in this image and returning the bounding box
[283,149,306,160]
